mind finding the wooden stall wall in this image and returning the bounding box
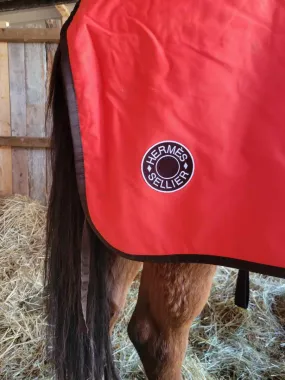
[0,21,12,196]
[0,23,60,204]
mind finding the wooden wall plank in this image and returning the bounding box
[55,4,70,24]
[45,19,61,197]
[55,4,70,17]
[0,28,60,43]
[0,136,51,148]
[0,0,75,12]
[8,42,29,196]
[25,37,47,203]
[0,7,61,25]
[0,34,12,196]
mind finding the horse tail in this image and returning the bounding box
[44,42,118,380]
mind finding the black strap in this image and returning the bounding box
[80,219,91,325]
[234,270,250,309]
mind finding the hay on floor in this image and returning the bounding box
[0,195,285,379]
[0,196,50,379]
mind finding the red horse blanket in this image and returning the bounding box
[61,0,285,279]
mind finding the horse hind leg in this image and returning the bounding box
[128,262,216,380]
[105,252,143,333]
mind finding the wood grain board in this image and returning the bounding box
[0,28,60,43]
[0,25,12,196]
[0,136,51,148]
[25,32,47,203]
[0,0,74,12]
[8,42,29,195]
[45,19,61,197]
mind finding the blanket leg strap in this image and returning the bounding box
[81,219,90,324]
[234,270,250,309]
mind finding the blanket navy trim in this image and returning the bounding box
[59,2,285,281]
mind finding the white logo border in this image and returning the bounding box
[141,140,195,194]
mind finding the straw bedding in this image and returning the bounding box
[1,195,285,379]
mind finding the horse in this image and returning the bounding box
[44,1,285,379]
[44,36,217,380]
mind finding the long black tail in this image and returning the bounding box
[44,39,118,380]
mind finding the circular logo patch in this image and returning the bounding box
[141,141,194,193]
